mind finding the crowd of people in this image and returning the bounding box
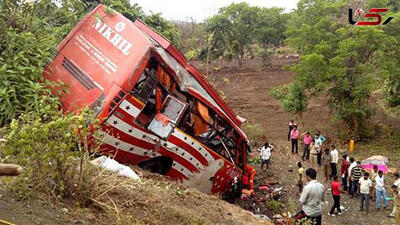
[258,119,400,225]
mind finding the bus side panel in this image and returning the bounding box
[98,93,240,194]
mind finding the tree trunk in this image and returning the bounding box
[238,55,243,68]
[206,46,211,78]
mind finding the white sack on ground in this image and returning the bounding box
[91,156,140,181]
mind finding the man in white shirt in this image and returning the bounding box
[330,145,339,178]
[348,157,357,177]
[259,142,273,171]
[375,170,387,210]
[314,135,322,165]
[358,172,372,214]
[298,168,325,225]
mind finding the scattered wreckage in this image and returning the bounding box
[44,5,251,197]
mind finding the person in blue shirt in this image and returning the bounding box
[317,131,326,142]
[316,131,326,165]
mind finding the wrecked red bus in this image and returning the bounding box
[44,5,250,196]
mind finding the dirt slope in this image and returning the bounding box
[202,58,400,140]
[0,171,271,225]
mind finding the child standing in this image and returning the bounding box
[359,172,373,214]
[297,162,305,193]
[329,175,342,216]
[259,142,273,171]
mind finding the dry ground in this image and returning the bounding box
[0,171,271,225]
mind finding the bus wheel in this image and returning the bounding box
[138,156,173,175]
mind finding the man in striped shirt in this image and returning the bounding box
[350,161,364,198]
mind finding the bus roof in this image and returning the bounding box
[133,20,243,128]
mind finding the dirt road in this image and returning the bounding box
[266,141,396,225]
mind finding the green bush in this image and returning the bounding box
[1,99,101,203]
[185,49,201,61]
[270,83,307,115]
[265,200,284,214]
[247,157,262,165]
[256,48,274,68]
[243,123,267,147]
[0,0,86,126]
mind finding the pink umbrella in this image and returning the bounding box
[362,155,389,165]
[361,155,389,173]
[361,164,388,173]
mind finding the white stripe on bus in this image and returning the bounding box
[106,115,159,144]
[100,131,157,157]
[106,115,202,171]
[173,129,214,162]
[162,141,204,171]
[171,161,192,179]
[119,99,141,118]
[100,131,191,179]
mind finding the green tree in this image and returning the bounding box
[0,0,86,126]
[204,14,230,60]
[380,11,400,111]
[254,7,287,67]
[144,13,180,48]
[205,3,259,67]
[280,0,391,138]
[175,19,207,60]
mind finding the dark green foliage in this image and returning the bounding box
[205,3,287,67]
[2,100,101,202]
[270,83,307,115]
[144,13,180,48]
[0,0,84,126]
[276,0,400,138]
[254,7,288,66]
[380,12,400,110]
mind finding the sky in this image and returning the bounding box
[131,0,300,22]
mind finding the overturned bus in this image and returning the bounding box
[44,5,250,196]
